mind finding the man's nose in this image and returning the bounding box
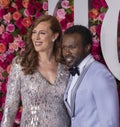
[65,48,71,55]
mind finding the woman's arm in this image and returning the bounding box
[1,57,21,127]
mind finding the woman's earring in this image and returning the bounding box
[52,39,55,42]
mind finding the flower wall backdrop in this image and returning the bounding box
[0,0,119,126]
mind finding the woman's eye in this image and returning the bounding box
[40,32,46,35]
[32,31,36,34]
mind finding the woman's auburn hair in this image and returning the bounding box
[20,15,63,75]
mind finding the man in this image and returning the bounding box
[62,25,119,127]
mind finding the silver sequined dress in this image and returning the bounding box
[1,57,70,127]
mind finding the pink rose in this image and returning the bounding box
[66,13,73,22]
[0,111,3,122]
[2,32,14,44]
[27,4,35,15]
[19,26,27,35]
[98,13,105,22]
[15,0,23,10]
[0,43,6,53]
[60,18,67,30]
[42,2,48,11]
[3,12,12,23]
[24,9,30,17]
[18,41,25,48]
[6,54,14,62]
[90,25,96,35]
[35,11,42,18]
[1,96,6,109]
[34,2,42,10]
[22,0,29,8]
[0,61,8,69]
[91,0,108,9]
[7,6,16,13]
[96,24,101,37]
[6,23,15,33]
[11,2,18,9]
[0,24,5,34]
[22,17,32,28]
[67,22,73,29]
[12,11,22,21]
[57,9,66,19]
[16,18,23,29]
[61,0,70,9]
[1,82,7,94]
[9,42,19,51]
[0,9,6,19]
[0,54,6,62]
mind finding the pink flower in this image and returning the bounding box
[9,42,19,51]
[14,35,25,48]
[1,82,6,94]
[6,54,14,63]
[67,22,73,29]
[18,41,25,48]
[61,0,70,9]
[7,6,16,13]
[42,2,48,11]
[96,24,101,37]
[60,18,67,30]
[90,25,96,35]
[27,4,35,15]
[12,11,22,21]
[0,43,6,53]
[3,12,12,23]
[98,13,105,22]
[22,17,32,28]
[1,96,6,109]
[22,0,29,8]
[7,64,11,74]
[16,18,23,29]
[57,9,66,19]
[0,110,3,121]
[0,9,6,19]
[66,13,73,22]
[24,9,30,17]
[6,23,15,33]
[34,2,42,10]
[11,2,18,9]
[91,0,108,9]
[35,11,42,18]
[15,0,23,10]
[0,24,5,34]
[19,26,27,35]
[0,61,8,69]
[0,54,6,62]
[2,32,14,44]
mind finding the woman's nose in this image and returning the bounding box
[36,33,40,40]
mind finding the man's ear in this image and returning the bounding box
[85,44,91,53]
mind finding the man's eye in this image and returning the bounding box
[69,46,76,49]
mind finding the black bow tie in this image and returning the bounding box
[69,66,80,76]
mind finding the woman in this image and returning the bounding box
[1,15,70,127]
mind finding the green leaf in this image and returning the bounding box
[100,7,108,13]
[2,71,8,78]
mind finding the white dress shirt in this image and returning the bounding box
[67,54,94,106]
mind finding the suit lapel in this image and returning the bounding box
[64,76,73,117]
[70,59,95,117]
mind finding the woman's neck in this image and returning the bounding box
[38,52,56,65]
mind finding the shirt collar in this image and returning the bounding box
[78,54,94,74]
